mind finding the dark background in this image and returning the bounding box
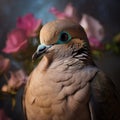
[0,0,120,119]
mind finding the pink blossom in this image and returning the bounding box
[0,109,11,120]
[16,13,42,37]
[49,7,68,20]
[80,14,104,49]
[49,3,78,22]
[8,69,28,90]
[89,37,104,49]
[0,55,10,75]
[80,14,104,41]
[2,29,28,54]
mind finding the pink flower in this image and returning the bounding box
[80,14,104,49]
[49,7,68,19]
[8,69,28,90]
[80,14,104,41]
[0,109,11,120]
[89,37,104,49]
[2,29,28,54]
[0,55,10,75]
[16,13,42,37]
[49,3,78,22]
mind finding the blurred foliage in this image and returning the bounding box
[105,33,120,55]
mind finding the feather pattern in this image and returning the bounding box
[90,71,120,120]
[23,20,120,120]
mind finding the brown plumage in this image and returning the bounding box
[23,20,120,120]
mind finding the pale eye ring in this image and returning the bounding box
[56,31,72,44]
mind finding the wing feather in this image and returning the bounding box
[90,70,120,120]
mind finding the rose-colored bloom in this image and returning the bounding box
[2,29,28,54]
[8,69,28,90]
[89,37,104,49]
[0,55,10,75]
[80,14,104,49]
[80,14,104,41]
[0,109,11,120]
[49,7,68,19]
[16,13,42,37]
[49,3,78,22]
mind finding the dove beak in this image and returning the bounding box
[32,44,52,61]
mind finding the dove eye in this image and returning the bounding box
[57,31,72,44]
[60,33,69,42]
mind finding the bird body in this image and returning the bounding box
[23,20,120,120]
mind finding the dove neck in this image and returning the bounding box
[37,50,95,72]
[48,56,94,72]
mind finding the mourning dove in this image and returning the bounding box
[23,20,120,120]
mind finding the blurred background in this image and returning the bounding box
[0,0,120,120]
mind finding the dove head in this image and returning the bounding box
[32,20,92,62]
